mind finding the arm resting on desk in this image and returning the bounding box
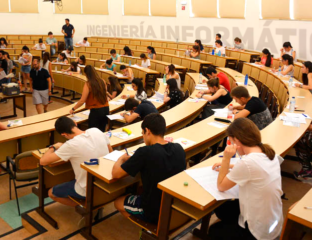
[0,122,8,131]
[40,143,63,166]
[234,109,250,120]
[112,154,130,179]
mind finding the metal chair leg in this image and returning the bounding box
[9,176,12,200]
[12,179,21,216]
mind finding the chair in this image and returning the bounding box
[6,151,39,215]
[184,89,190,100]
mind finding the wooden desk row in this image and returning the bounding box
[4,45,51,54]
[2,34,64,41]
[4,48,46,57]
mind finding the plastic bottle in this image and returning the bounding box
[278,66,282,76]
[176,38,179,43]
[289,97,296,113]
[129,60,132,67]
[74,52,76,57]
[107,130,112,138]
[217,51,221,57]
[244,74,249,86]
[227,104,233,119]
[212,49,215,55]
[199,73,203,84]
[288,76,293,87]
[163,74,166,84]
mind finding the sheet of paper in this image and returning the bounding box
[188,99,200,103]
[81,110,90,116]
[296,96,305,99]
[69,115,84,121]
[107,114,125,120]
[113,132,134,140]
[127,86,134,91]
[284,112,309,120]
[173,138,196,149]
[185,165,239,201]
[208,121,229,128]
[103,150,125,162]
[195,86,208,90]
[8,119,23,126]
[116,73,124,77]
[196,84,207,87]
[156,92,164,100]
[147,98,163,103]
[109,101,124,105]
[117,99,126,103]
[133,64,143,68]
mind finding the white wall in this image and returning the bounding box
[1,0,312,60]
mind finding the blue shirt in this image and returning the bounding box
[106,63,116,71]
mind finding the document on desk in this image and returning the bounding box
[103,150,125,162]
[212,109,228,118]
[208,121,229,128]
[8,119,23,126]
[127,86,134,91]
[185,164,239,201]
[109,101,124,105]
[107,114,125,120]
[113,132,134,140]
[81,110,90,116]
[69,115,84,121]
[173,138,196,149]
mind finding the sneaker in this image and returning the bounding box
[294,170,312,180]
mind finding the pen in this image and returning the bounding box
[295,110,304,112]
[302,114,308,118]
[125,148,129,156]
[304,207,312,210]
[219,155,223,157]
[37,149,42,154]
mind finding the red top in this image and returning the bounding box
[261,56,273,66]
[217,72,231,92]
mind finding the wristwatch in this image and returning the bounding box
[72,107,75,111]
[48,145,56,152]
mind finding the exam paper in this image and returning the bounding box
[109,101,124,105]
[107,115,125,120]
[127,86,134,91]
[113,132,134,140]
[103,150,125,162]
[69,115,84,121]
[173,138,196,149]
[208,121,229,128]
[147,98,163,103]
[81,110,90,116]
[8,119,23,126]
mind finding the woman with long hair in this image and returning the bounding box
[147,46,156,60]
[53,52,69,64]
[20,46,32,91]
[40,52,54,103]
[165,64,181,89]
[164,78,184,108]
[140,53,151,68]
[280,41,296,61]
[62,61,81,74]
[190,45,200,59]
[195,40,204,52]
[122,78,147,101]
[295,61,312,92]
[0,38,8,49]
[76,55,86,66]
[272,54,294,76]
[256,48,273,67]
[70,65,109,132]
[123,46,133,56]
[209,118,283,240]
[107,76,122,100]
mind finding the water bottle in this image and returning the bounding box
[74,52,76,57]
[13,56,16,60]
[212,49,215,55]
[199,73,203,84]
[289,97,296,113]
[217,51,221,57]
[278,66,281,76]
[226,137,237,158]
[107,130,112,138]
[227,104,233,119]
[55,66,57,71]
[163,74,166,84]
[244,74,248,86]
[176,38,179,43]
[288,76,293,87]
[129,60,131,67]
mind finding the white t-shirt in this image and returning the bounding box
[227,153,283,240]
[215,46,226,55]
[282,48,296,61]
[62,50,71,58]
[141,59,151,68]
[77,40,90,47]
[55,128,110,197]
[34,43,46,50]
[40,60,50,71]
[135,91,147,101]
[168,72,181,89]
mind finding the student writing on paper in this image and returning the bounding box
[209,118,283,240]
[32,38,46,50]
[121,98,158,123]
[75,37,90,47]
[230,86,272,130]
[294,61,312,93]
[255,48,273,67]
[107,76,122,100]
[190,45,200,60]
[110,49,120,62]
[100,59,116,72]
[203,66,231,92]
[53,53,69,65]
[112,114,186,224]
[272,54,294,76]
[120,65,134,84]
[147,46,157,60]
[122,78,147,101]
[62,47,72,58]
[215,40,226,56]
[40,116,112,227]
[165,64,181,89]
[46,32,57,56]
[75,55,86,66]
[213,33,222,48]
[0,38,7,49]
[123,46,133,56]
[195,39,204,52]
[139,53,151,68]
[61,61,81,74]
[280,42,296,62]
[164,78,184,109]
[232,37,244,51]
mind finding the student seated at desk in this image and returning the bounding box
[61,61,81,74]
[0,122,8,130]
[0,38,7,49]
[32,38,46,50]
[165,64,181,89]
[215,40,226,56]
[121,98,158,123]
[272,54,294,76]
[280,41,296,62]
[190,45,200,59]
[209,118,283,240]
[120,65,134,84]
[76,37,90,47]
[112,113,186,224]
[110,49,120,62]
[232,37,244,51]
[294,61,312,92]
[40,116,112,222]
[122,78,147,101]
[213,33,222,48]
[100,59,116,72]
[204,66,231,92]
[140,54,151,68]
[255,48,273,67]
[53,53,69,64]
[46,32,57,56]
[147,46,156,60]
[164,78,184,109]
[195,39,204,52]
[62,47,72,58]
[197,78,232,119]
[107,76,122,100]
[75,55,86,66]
[230,86,272,130]
[123,46,133,56]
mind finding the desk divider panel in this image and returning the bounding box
[242,64,251,76]
[0,140,18,163]
[63,75,74,90]
[215,58,226,68]
[120,39,130,44]
[21,133,50,153]
[250,67,260,79]
[181,59,191,70]
[19,36,31,40]
[54,73,64,88]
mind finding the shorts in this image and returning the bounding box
[52,180,86,199]
[124,195,148,221]
[21,65,31,73]
[32,89,49,105]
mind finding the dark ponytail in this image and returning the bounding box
[262,48,272,68]
[302,61,312,85]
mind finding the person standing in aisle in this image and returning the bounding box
[62,18,75,49]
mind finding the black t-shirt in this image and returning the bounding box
[62,24,74,38]
[168,90,183,108]
[245,97,267,117]
[121,143,186,224]
[134,100,158,119]
[30,68,50,90]
[0,58,8,74]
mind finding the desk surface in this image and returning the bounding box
[0,92,24,100]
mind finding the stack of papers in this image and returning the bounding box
[208,121,229,128]
[188,98,207,103]
[69,115,84,121]
[212,109,229,118]
[81,110,90,116]
[127,86,134,91]
[173,138,196,149]
[8,119,23,126]
[113,132,134,140]
[103,150,125,162]
[195,86,208,90]
[279,112,310,127]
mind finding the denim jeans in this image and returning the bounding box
[65,38,73,49]
[51,47,56,56]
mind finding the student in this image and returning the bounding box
[0,38,7,49]
[20,46,32,91]
[197,78,232,119]
[76,55,86,66]
[62,18,75,49]
[62,47,72,58]
[40,52,53,103]
[233,37,244,50]
[32,38,46,50]
[3,52,14,77]
[195,40,204,52]
[29,59,52,114]
[121,98,158,123]
[40,116,112,224]
[110,49,120,62]
[70,66,109,132]
[46,32,58,56]
[147,46,156,60]
[280,42,296,62]
[100,59,116,72]
[62,61,81,74]
[272,54,294,76]
[76,37,90,47]
[0,122,8,131]
[123,46,132,56]
[190,45,200,59]
[164,78,184,109]
[107,76,122,100]
[204,66,231,92]
[209,118,283,240]
[120,65,134,83]
[295,61,312,93]
[213,33,222,47]
[53,53,69,64]
[122,78,147,101]
[0,51,8,90]
[140,53,151,68]
[215,40,226,56]
[230,86,272,130]
[165,64,181,89]
[255,48,273,67]
[112,113,186,224]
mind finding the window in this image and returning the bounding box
[82,0,108,15]
[150,0,176,17]
[190,0,218,18]
[219,0,246,19]
[261,0,290,20]
[123,0,149,16]
[10,0,38,13]
[293,0,312,20]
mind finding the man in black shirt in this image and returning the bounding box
[112,113,186,224]
[122,98,158,123]
[29,59,52,114]
[61,18,75,49]
[0,50,8,92]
